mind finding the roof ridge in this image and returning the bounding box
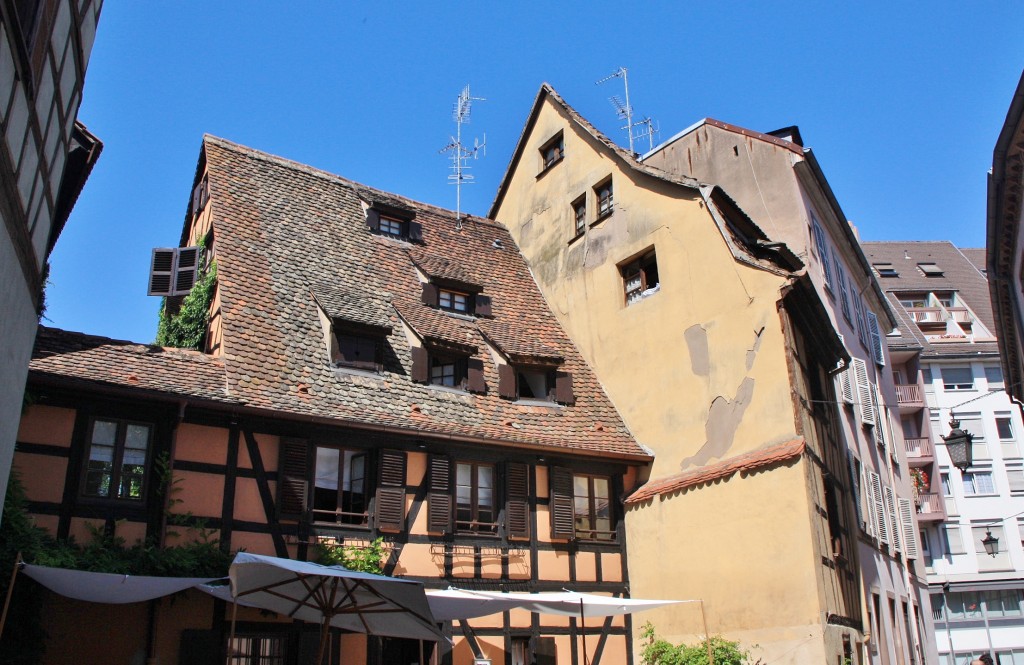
[37,325,221,360]
[202,134,507,231]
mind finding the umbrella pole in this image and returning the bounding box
[315,615,330,665]
[226,599,239,665]
[0,552,22,642]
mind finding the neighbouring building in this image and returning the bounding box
[988,69,1024,409]
[490,84,864,664]
[864,241,1024,664]
[13,135,652,664]
[642,119,936,664]
[0,0,103,519]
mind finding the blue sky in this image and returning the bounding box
[46,2,1024,343]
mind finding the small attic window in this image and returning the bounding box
[333,327,384,373]
[918,263,943,277]
[873,263,899,278]
[539,132,564,173]
[421,283,492,317]
[366,203,422,242]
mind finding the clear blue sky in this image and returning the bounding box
[46,2,1024,344]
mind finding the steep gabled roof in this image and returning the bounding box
[196,135,645,459]
[488,84,702,220]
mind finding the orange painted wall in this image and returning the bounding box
[17,405,75,445]
[175,423,228,464]
[40,594,147,665]
[14,454,67,503]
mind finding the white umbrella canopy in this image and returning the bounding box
[228,553,443,663]
[424,588,525,621]
[465,589,682,617]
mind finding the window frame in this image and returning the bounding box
[961,470,996,496]
[454,461,497,534]
[572,195,587,237]
[377,214,406,239]
[620,249,660,305]
[941,367,975,391]
[311,446,370,527]
[226,631,287,665]
[438,288,471,314]
[430,353,468,389]
[572,473,614,541]
[332,328,384,373]
[81,417,153,503]
[539,132,564,173]
[594,178,613,220]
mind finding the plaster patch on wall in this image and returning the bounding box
[746,326,765,372]
[681,376,755,470]
[684,324,710,377]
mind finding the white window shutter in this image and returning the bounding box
[899,498,918,559]
[873,384,886,446]
[861,465,874,536]
[871,472,889,545]
[1007,469,1024,494]
[837,366,855,405]
[172,246,201,296]
[867,311,886,366]
[885,486,901,552]
[148,248,176,296]
[854,359,875,426]
[944,525,966,555]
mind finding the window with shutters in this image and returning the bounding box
[411,346,484,393]
[438,288,470,313]
[227,632,286,665]
[539,132,564,172]
[191,174,210,220]
[332,328,383,373]
[420,282,492,317]
[573,474,613,541]
[312,447,368,526]
[620,249,660,305]
[498,364,574,405]
[834,258,853,323]
[809,214,833,289]
[1007,466,1024,495]
[866,311,886,366]
[148,246,202,297]
[81,418,152,502]
[364,203,421,242]
[455,462,496,534]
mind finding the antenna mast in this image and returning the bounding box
[596,67,658,155]
[440,85,486,230]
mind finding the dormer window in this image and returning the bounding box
[421,283,492,317]
[430,353,466,387]
[918,262,943,277]
[311,285,393,375]
[332,327,384,372]
[410,345,485,393]
[439,288,469,313]
[539,132,564,172]
[365,202,422,242]
[498,363,574,405]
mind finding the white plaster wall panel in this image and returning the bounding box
[7,85,30,174]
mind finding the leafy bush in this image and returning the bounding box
[155,259,216,350]
[317,538,388,574]
[640,622,757,665]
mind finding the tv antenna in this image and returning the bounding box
[440,85,486,230]
[596,67,658,155]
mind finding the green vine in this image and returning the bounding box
[317,538,388,574]
[640,622,759,665]
[155,240,216,350]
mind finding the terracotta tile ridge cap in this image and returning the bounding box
[36,326,223,363]
[625,437,805,505]
[202,134,507,231]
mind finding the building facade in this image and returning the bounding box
[490,85,864,664]
[13,135,651,664]
[0,0,102,519]
[642,118,934,665]
[864,242,1024,664]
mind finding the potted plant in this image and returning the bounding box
[911,469,929,506]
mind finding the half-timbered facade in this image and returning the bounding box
[14,135,651,665]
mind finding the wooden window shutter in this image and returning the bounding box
[173,247,201,295]
[421,282,438,307]
[885,485,901,552]
[190,182,202,219]
[474,295,492,317]
[870,472,888,545]
[861,465,875,538]
[867,312,886,366]
[407,221,423,242]
[466,357,486,394]
[366,208,380,232]
[427,455,453,534]
[498,364,517,399]
[853,358,875,426]
[148,248,176,296]
[276,437,309,520]
[898,498,918,559]
[549,466,575,539]
[411,346,429,383]
[846,452,863,528]
[555,371,575,405]
[374,449,407,532]
[505,462,530,539]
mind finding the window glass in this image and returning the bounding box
[573,474,613,540]
[985,589,1022,617]
[312,447,368,525]
[378,216,404,238]
[439,290,468,312]
[228,634,285,665]
[942,367,974,391]
[595,180,613,217]
[431,358,456,386]
[540,133,563,169]
[84,419,151,500]
[335,332,380,371]
[946,591,983,620]
[986,365,1005,388]
[455,462,495,533]
[517,368,551,400]
[573,197,586,236]
[962,471,995,495]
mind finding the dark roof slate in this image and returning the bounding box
[310,283,393,331]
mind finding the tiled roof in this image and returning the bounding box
[862,241,998,358]
[477,320,563,364]
[198,135,645,458]
[960,247,986,274]
[310,283,392,331]
[625,438,805,505]
[408,250,479,288]
[30,327,234,403]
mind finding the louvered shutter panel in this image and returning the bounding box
[421,283,438,307]
[276,437,309,519]
[375,449,407,532]
[871,472,889,545]
[190,182,202,219]
[853,359,875,426]
[555,371,575,405]
[474,295,492,317]
[549,466,575,539]
[427,455,453,533]
[148,248,176,296]
[867,312,886,366]
[1007,469,1024,494]
[505,462,530,539]
[498,364,517,399]
[411,346,429,383]
[899,498,918,559]
[366,208,380,232]
[466,357,486,393]
[885,486,901,552]
[847,452,863,528]
[407,221,423,242]
[862,465,875,537]
[172,246,201,295]
[837,367,855,404]
[944,525,966,555]
[873,385,886,447]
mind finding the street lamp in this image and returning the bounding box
[981,530,999,556]
[943,417,974,471]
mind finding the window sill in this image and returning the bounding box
[515,398,562,409]
[332,365,384,379]
[567,231,584,247]
[590,209,613,227]
[425,384,472,397]
[536,156,563,179]
[438,310,476,323]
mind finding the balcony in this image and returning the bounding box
[914,493,945,522]
[904,437,934,465]
[895,383,925,411]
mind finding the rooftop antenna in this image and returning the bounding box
[596,67,658,155]
[440,85,485,230]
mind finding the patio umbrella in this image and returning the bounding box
[424,588,525,621]
[228,552,443,664]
